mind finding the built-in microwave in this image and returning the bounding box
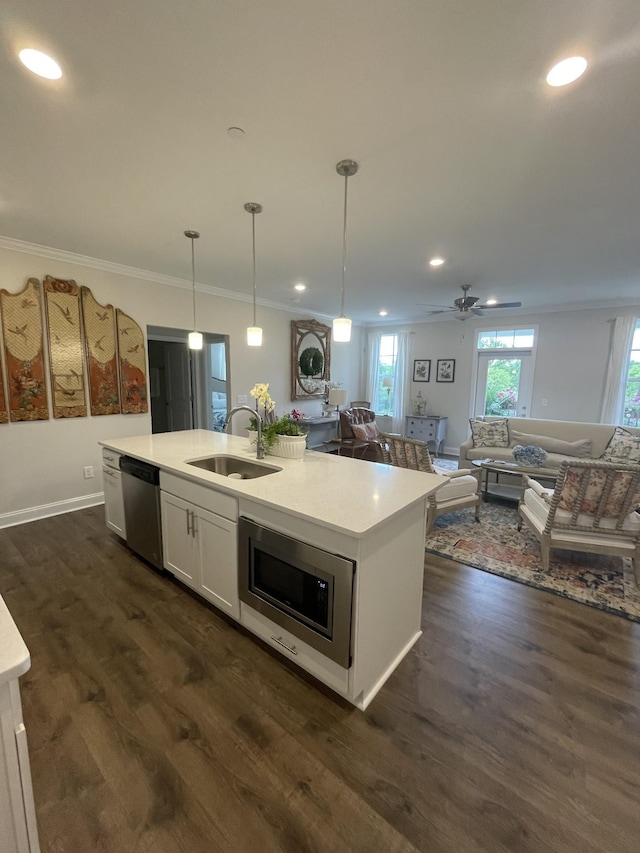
[238,518,355,668]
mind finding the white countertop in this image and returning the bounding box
[0,595,31,684]
[100,430,445,536]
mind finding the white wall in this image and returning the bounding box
[372,304,640,455]
[0,244,362,523]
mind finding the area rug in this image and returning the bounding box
[425,502,640,623]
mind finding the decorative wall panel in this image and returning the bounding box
[80,287,121,415]
[0,278,49,421]
[116,309,148,414]
[0,349,7,423]
[44,276,87,418]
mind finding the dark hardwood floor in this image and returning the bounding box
[1,507,640,852]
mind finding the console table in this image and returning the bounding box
[405,415,447,456]
[291,417,338,451]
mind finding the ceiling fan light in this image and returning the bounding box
[333,316,352,342]
[188,331,203,350]
[247,326,263,346]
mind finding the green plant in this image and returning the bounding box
[262,414,306,448]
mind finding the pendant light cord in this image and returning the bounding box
[340,173,348,318]
[251,211,257,327]
[191,237,197,330]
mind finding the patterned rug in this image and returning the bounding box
[425,502,640,622]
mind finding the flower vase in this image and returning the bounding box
[270,434,307,459]
[247,429,258,446]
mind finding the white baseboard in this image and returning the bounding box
[0,493,104,529]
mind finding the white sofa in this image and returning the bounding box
[459,417,640,470]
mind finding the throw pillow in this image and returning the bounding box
[352,421,381,441]
[510,430,592,458]
[601,427,640,465]
[558,468,640,517]
[469,418,509,448]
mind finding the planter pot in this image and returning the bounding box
[270,434,307,459]
[247,429,258,445]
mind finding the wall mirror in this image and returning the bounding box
[291,319,331,400]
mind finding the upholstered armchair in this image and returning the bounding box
[338,407,387,462]
[518,459,640,581]
[381,434,481,534]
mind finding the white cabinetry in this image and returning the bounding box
[405,415,447,455]
[0,599,40,853]
[102,449,126,539]
[160,473,239,619]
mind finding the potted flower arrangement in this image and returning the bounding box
[247,383,307,458]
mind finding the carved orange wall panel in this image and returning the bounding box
[0,278,49,421]
[116,309,148,414]
[44,276,87,418]
[0,348,7,423]
[80,286,121,415]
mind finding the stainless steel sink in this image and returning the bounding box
[186,455,282,479]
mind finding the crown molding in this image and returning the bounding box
[0,234,338,321]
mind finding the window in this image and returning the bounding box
[473,328,536,418]
[623,320,640,426]
[373,334,398,415]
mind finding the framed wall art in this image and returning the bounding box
[413,359,431,382]
[436,359,455,383]
[116,309,149,414]
[44,276,87,418]
[81,287,121,415]
[0,277,50,421]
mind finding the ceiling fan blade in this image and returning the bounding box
[425,308,456,315]
[479,301,522,309]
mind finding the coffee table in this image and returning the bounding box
[471,458,559,503]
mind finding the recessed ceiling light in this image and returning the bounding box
[227,126,246,139]
[379,310,388,316]
[486,298,497,305]
[546,56,587,87]
[19,49,62,80]
[429,257,445,267]
[294,282,306,291]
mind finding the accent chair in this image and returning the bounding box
[381,433,481,534]
[518,459,640,581]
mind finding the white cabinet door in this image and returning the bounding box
[103,467,126,539]
[160,492,199,590]
[197,508,239,619]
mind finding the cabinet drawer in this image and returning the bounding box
[161,472,238,521]
[102,448,121,470]
[240,604,350,695]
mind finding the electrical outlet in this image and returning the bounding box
[83,465,94,479]
[237,395,247,405]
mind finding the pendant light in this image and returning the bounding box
[245,202,263,347]
[333,159,359,343]
[184,229,202,350]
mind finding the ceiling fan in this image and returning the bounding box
[422,285,522,320]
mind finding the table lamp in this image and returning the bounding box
[328,388,347,417]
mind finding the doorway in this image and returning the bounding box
[474,351,533,418]
[147,326,230,434]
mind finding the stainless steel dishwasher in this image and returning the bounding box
[119,456,163,571]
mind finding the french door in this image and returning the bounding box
[473,351,533,418]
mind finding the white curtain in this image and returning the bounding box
[600,316,636,424]
[365,332,380,411]
[390,331,410,433]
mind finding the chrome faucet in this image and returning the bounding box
[223,405,265,459]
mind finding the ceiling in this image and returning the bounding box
[2,0,640,325]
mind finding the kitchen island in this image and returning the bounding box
[100,430,444,710]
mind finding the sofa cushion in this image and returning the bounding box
[600,426,640,465]
[510,430,592,458]
[469,418,509,448]
[352,420,381,441]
